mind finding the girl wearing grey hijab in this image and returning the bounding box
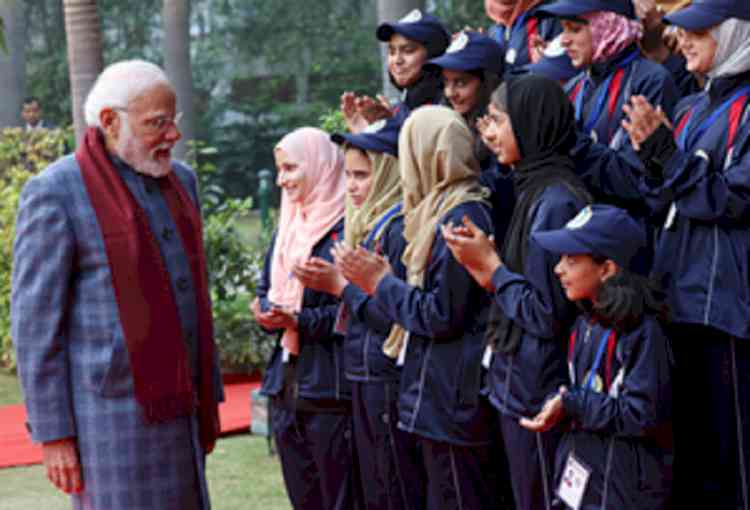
[622,4,750,508]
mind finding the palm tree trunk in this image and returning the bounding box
[63,0,103,146]
[0,0,26,128]
[163,0,195,160]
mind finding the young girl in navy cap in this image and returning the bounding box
[623,2,750,507]
[538,0,678,149]
[341,9,450,134]
[292,121,418,510]
[424,31,506,171]
[335,106,501,510]
[522,204,673,510]
[445,74,590,510]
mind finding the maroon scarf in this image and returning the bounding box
[76,128,219,450]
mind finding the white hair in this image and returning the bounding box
[84,59,172,127]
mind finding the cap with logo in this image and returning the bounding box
[376,9,451,58]
[531,204,647,273]
[522,34,579,82]
[423,31,506,77]
[330,116,402,157]
[536,0,637,20]
[664,0,750,31]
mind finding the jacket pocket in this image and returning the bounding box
[97,326,134,397]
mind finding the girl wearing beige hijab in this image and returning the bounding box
[293,120,419,509]
[336,106,507,509]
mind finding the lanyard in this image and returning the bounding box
[677,85,750,152]
[575,51,639,135]
[582,328,613,391]
[506,9,531,43]
[363,202,402,248]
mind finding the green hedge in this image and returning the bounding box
[0,130,275,373]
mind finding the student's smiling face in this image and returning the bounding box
[678,27,718,75]
[443,69,483,116]
[388,34,429,88]
[274,148,306,204]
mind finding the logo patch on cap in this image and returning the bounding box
[506,48,517,64]
[364,119,387,134]
[447,32,469,53]
[544,34,567,58]
[566,206,593,230]
[400,9,422,23]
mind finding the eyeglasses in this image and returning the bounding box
[113,107,183,134]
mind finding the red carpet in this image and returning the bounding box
[0,377,260,469]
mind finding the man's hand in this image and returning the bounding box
[42,437,83,494]
[441,216,502,291]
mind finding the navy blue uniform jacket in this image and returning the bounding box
[639,72,750,340]
[342,215,407,383]
[487,184,585,418]
[372,202,496,446]
[258,220,351,401]
[565,46,678,150]
[556,315,673,509]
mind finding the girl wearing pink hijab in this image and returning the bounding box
[251,127,358,510]
[539,0,679,149]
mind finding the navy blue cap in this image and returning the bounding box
[537,0,637,20]
[664,0,750,31]
[522,35,579,82]
[330,116,402,157]
[423,31,505,77]
[376,9,451,58]
[531,205,647,273]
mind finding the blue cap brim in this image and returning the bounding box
[331,132,397,157]
[537,0,636,20]
[424,54,482,73]
[664,6,729,31]
[524,56,579,82]
[531,229,593,257]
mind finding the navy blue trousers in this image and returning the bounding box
[351,380,423,510]
[500,413,560,510]
[271,401,359,510]
[671,324,750,510]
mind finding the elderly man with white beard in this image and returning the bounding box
[11,59,223,510]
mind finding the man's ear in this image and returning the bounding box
[99,108,120,141]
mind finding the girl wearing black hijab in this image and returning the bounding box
[443,74,591,510]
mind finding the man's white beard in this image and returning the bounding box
[116,121,173,178]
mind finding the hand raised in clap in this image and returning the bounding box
[332,242,391,296]
[441,215,501,291]
[292,257,348,297]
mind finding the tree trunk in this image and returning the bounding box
[163,0,196,160]
[376,0,424,100]
[0,0,26,128]
[63,0,103,146]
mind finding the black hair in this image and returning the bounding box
[23,96,40,106]
[580,255,669,332]
[442,69,503,167]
